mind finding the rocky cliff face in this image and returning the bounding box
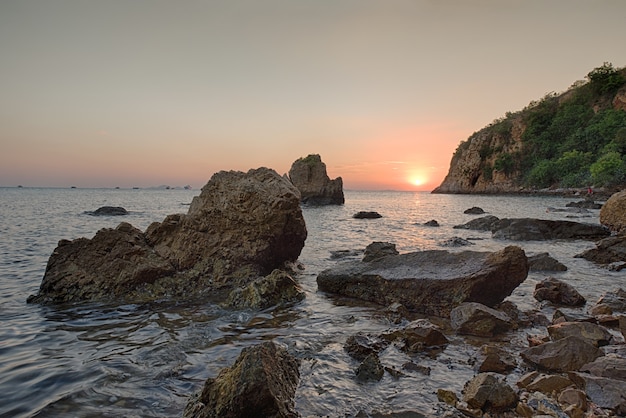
[288,154,344,205]
[433,116,526,194]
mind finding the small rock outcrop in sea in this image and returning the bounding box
[566,199,602,209]
[27,168,308,305]
[453,215,500,231]
[576,234,626,265]
[288,154,344,205]
[316,245,529,317]
[600,190,626,233]
[183,341,300,418]
[491,218,610,240]
[464,206,485,214]
[86,206,129,216]
[352,211,382,219]
[527,252,567,272]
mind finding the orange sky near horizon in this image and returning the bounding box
[1,1,625,191]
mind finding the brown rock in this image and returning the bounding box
[475,345,517,373]
[381,319,449,352]
[288,154,344,205]
[528,252,568,272]
[576,234,626,265]
[547,321,613,347]
[557,387,588,411]
[450,302,514,337]
[525,373,574,395]
[344,334,388,361]
[362,241,398,262]
[533,277,586,306]
[223,269,305,310]
[28,168,307,305]
[520,336,604,372]
[317,246,529,317]
[600,190,626,233]
[183,341,299,418]
[462,373,518,412]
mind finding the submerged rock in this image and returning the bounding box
[28,168,307,305]
[316,246,528,317]
[453,215,500,231]
[183,341,300,418]
[576,234,626,265]
[352,211,382,219]
[464,206,485,214]
[288,154,344,205]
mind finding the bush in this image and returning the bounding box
[590,152,625,186]
[587,62,626,95]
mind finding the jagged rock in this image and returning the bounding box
[453,215,500,231]
[575,234,626,265]
[600,190,626,233]
[223,269,305,310]
[353,211,382,219]
[533,277,586,306]
[450,302,514,337]
[464,206,485,214]
[437,389,458,406]
[580,356,626,381]
[317,246,528,317]
[87,206,129,216]
[491,218,609,241]
[475,345,517,373]
[528,252,567,272]
[362,241,398,262]
[423,219,439,227]
[462,373,518,412]
[525,373,575,395]
[355,353,384,381]
[552,308,596,324]
[28,168,307,305]
[590,288,626,315]
[183,341,299,418]
[572,374,626,415]
[381,320,449,352]
[520,336,603,372]
[344,334,388,361]
[547,321,613,347]
[527,392,569,418]
[288,154,344,205]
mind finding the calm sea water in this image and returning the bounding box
[0,187,624,417]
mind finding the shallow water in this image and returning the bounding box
[0,187,624,417]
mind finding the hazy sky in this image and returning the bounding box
[1,1,624,190]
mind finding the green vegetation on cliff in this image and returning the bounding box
[456,63,626,190]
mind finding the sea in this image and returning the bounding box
[1,187,624,417]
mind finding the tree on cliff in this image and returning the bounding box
[435,63,626,193]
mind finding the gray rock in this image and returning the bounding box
[183,341,299,418]
[353,211,382,219]
[89,206,129,216]
[288,154,344,205]
[356,353,384,381]
[572,373,626,415]
[528,252,567,272]
[464,206,485,214]
[491,218,610,241]
[317,246,529,317]
[566,200,602,209]
[439,237,474,247]
[453,215,500,231]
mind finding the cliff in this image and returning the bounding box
[288,154,345,205]
[434,63,626,194]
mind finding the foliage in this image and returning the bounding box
[493,153,514,176]
[590,151,626,186]
[587,62,626,95]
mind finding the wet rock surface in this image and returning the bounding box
[28,168,307,305]
[183,341,300,418]
[533,277,586,306]
[491,218,610,240]
[317,245,529,317]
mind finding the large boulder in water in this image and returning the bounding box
[600,190,626,233]
[317,246,529,317]
[288,154,344,205]
[183,341,300,418]
[491,218,609,241]
[27,168,307,305]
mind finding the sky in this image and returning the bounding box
[1,1,625,191]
